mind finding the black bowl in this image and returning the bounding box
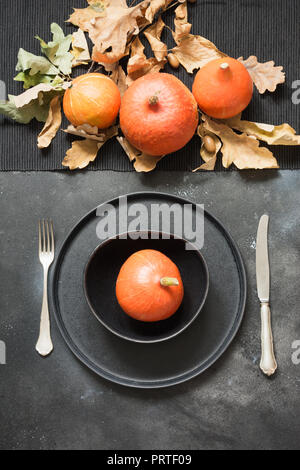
[84,232,209,343]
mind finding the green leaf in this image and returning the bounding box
[0,84,69,124]
[16,48,59,76]
[50,75,65,87]
[0,95,50,124]
[36,23,73,75]
[14,71,53,89]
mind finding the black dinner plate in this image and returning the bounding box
[51,192,247,388]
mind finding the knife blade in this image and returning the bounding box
[256,214,277,376]
[256,214,270,302]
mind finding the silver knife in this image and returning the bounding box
[256,215,277,376]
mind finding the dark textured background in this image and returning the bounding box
[1,170,300,450]
[0,0,300,171]
[1,1,300,451]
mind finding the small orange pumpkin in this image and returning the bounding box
[116,249,184,322]
[192,57,253,119]
[63,73,121,129]
[120,73,199,156]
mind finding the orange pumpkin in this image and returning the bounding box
[116,249,184,322]
[192,57,253,119]
[120,73,199,156]
[63,73,121,129]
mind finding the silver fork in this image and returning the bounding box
[36,220,55,357]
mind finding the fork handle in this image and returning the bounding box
[36,267,53,357]
[260,302,277,376]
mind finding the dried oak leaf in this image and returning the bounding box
[173,2,192,45]
[110,65,128,96]
[13,83,53,107]
[127,37,148,76]
[13,82,70,108]
[0,95,49,124]
[193,124,221,171]
[202,115,279,170]
[92,44,130,70]
[127,37,166,86]
[71,29,91,66]
[117,137,165,172]
[172,35,227,73]
[37,96,62,149]
[145,0,173,23]
[63,124,118,142]
[63,139,102,170]
[225,115,300,146]
[144,17,167,62]
[85,0,149,68]
[0,81,70,124]
[67,0,108,31]
[62,126,118,170]
[238,56,285,94]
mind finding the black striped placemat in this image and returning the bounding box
[0,0,300,171]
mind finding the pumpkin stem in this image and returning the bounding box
[149,95,159,106]
[220,62,230,70]
[160,277,179,287]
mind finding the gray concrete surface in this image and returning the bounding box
[0,170,300,450]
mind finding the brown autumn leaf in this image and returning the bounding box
[63,124,118,142]
[238,56,285,94]
[37,96,62,149]
[144,17,167,62]
[13,83,54,107]
[13,82,70,108]
[71,29,91,66]
[110,65,128,96]
[117,136,165,172]
[85,0,149,68]
[127,37,149,74]
[172,2,192,45]
[126,37,165,86]
[136,1,152,31]
[172,35,227,73]
[224,115,300,146]
[193,124,221,171]
[202,115,279,170]
[144,0,173,23]
[92,44,130,69]
[62,126,118,169]
[67,0,108,31]
[62,139,102,170]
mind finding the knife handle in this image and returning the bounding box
[260,302,277,376]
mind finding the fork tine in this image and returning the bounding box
[42,219,45,253]
[38,220,42,254]
[50,220,54,253]
[45,220,50,253]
